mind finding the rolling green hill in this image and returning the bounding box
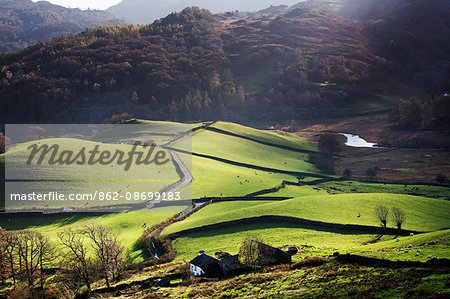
[164,193,450,234]
[0,207,186,261]
[4,137,180,210]
[171,125,321,175]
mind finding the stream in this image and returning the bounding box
[338,133,381,148]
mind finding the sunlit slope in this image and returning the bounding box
[170,121,324,178]
[210,122,317,152]
[90,119,199,145]
[0,207,186,262]
[172,221,397,261]
[5,138,180,209]
[172,130,321,174]
[173,225,450,262]
[164,193,450,234]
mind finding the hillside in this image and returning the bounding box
[0,0,125,52]
[1,120,449,297]
[164,193,450,234]
[0,0,449,123]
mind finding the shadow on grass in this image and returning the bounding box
[179,221,398,243]
[0,212,110,230]
[131,240,149,260]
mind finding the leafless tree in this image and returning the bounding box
[392,207,406,230]
[83,223,125,287]
[375,205,389,229]
[16,230,42,287]
[58,228,93,292]
[36,234,57,289]
[1,230,18,286]
[318,133,343,155]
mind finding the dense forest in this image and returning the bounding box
[0,1,449,123]
[390,94,450,130]
[0,0,125,52]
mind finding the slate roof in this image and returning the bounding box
[190,253,218,267]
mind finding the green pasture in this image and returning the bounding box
[172,129,322,174]
[210,122,317,152]
[178,153,305,198]
[172,221,398,261]
[164,193,450,235]
[4,138,181,209]
[0,206,186,262]
[268,181,450,199]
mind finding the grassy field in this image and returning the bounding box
[268,181,450,199]
[179,153,307,198]
[164,193,450,235]
[147,263,449,298]
[172,221,398,261]
[172,129,321,174]
[352,229,450,261]
[90,119,199,145]
[210,122,317,152]
[2,120,449,285]
[0,207,186,261]
[4,138,181,210]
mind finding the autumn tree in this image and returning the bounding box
[238,234,263,269]
[318,133,343,155]
[0,133,8,154]
[375,205,389,229]
[37,234,57,289]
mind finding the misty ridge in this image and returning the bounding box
[107,0,305,24]
[0,0,448,124]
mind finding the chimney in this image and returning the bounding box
[198,250,205,255]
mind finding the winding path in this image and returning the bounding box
[164,151,193,193]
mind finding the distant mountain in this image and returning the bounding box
[107,0,304,24]
[0,0,126,52]
[0,0,448,123]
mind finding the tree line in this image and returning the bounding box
[0,7,382,123]
[390,94,450,129]
[0,224,129,298]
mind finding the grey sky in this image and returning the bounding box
[32,0,303,11]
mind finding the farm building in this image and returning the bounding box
[189,251,222,277]
[189,242,291,278]
[254,241,292,266]
[219,254,246,275]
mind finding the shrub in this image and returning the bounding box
[290,256,326,269]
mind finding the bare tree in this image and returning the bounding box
[342,168,352,179]
[365,167,378,181]
[83,223,125,287]
[2,230,18,286]
[318,133,343,155]
[36,234,57,289]
[16,230,42,287]
[238,234,263,269]
[58,228,93,292]
[374,205,389,229]
[0,227,8,285]
[392,207,406,230]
